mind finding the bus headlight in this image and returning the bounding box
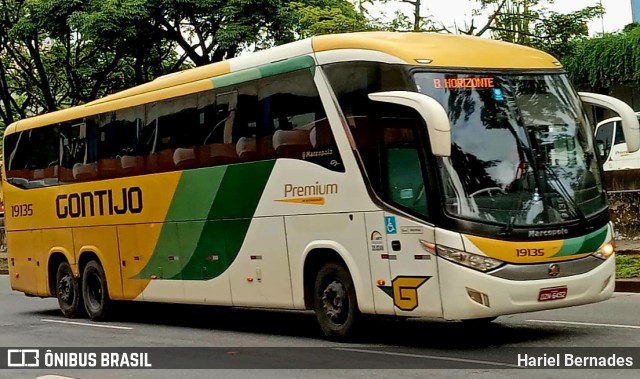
[436,245,504,272]
[592,242,615,260]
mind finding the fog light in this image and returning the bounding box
[466,287,490,307]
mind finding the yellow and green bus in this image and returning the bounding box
[2,32,639,340]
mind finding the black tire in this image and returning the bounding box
[56,261,83,318]
[313,262,360,340]
[82,260,111,321]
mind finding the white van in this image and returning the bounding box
[595,112,640,171]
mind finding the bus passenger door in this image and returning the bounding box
[379,118,442,318]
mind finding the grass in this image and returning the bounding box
[0,258,7,272]
[616,254,640,279]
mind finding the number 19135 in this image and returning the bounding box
[11,203,33,217]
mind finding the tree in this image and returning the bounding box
[561,26,640,90]
[288,0,372,38]
[531,5,604,58]
[392,0,509,36]
[489,0,603,58]
[0,0,191,127]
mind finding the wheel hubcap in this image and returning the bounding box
[322,280,347,324]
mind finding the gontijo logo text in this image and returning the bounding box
[56,187,143,219]
[275,182,338,206]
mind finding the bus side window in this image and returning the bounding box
[594,121,614,160]
[195,90,239,167]
[60,119,98,183]
[233,83,264,161]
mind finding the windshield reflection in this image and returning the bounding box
[414,72,605,226]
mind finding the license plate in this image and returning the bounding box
[538,286,568,302]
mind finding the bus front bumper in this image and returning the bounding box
[438,255,615,320]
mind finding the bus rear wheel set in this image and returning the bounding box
[55,259,110,321]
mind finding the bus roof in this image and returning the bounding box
[4,31,561,135]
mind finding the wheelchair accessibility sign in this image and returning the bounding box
[385,216,397,234]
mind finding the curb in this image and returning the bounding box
[615,279,640,293]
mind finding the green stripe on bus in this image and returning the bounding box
[177,160,275,280]
[258,55,315,78]
[577,225,608,254]
[133,161,276,281]
[134,167,227,279]
[553,225,608,257]
[211,55,315,89]
[165,167,227,222]
[212,69,262,89]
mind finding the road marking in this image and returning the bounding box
[41,319,133,330]
[527,319,640,329]
[333,347,520,368]
[37,376,76,379]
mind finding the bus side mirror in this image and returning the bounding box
[368,91,451,157]
[579,92,640,153]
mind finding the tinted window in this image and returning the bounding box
[595,121,614,160]
[97,106,145,178]
[614,122,626,144]
[3,67,342,186]
[4,127,60,186]
[144,94,198,172]
[383,121,429,216]
[260,70,343,172]
[194,90,239,166]
[59,119,98,183]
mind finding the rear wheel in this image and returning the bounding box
[56,261,82,318]
[313,262,360,340]
[82,260,111,321]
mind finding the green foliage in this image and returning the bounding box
[616,254,640,279]
[0,0,376,127]
[490,0,603,58]
[561,27,640,88]
[289,0,371,38]
[530,5,604,58]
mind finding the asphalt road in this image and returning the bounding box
[0,275,639,379]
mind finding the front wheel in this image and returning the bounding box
[313,262,360,340]
[56,261,82,318]
[82,260,111,321]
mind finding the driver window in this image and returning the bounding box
[382,120,429,217]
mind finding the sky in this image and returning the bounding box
[371,0,634,36]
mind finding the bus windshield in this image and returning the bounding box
[414,72,606,226]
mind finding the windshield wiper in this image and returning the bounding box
[541,163,590,229]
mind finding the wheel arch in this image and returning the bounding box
[47,249,75,297]
[301,241,370,312]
